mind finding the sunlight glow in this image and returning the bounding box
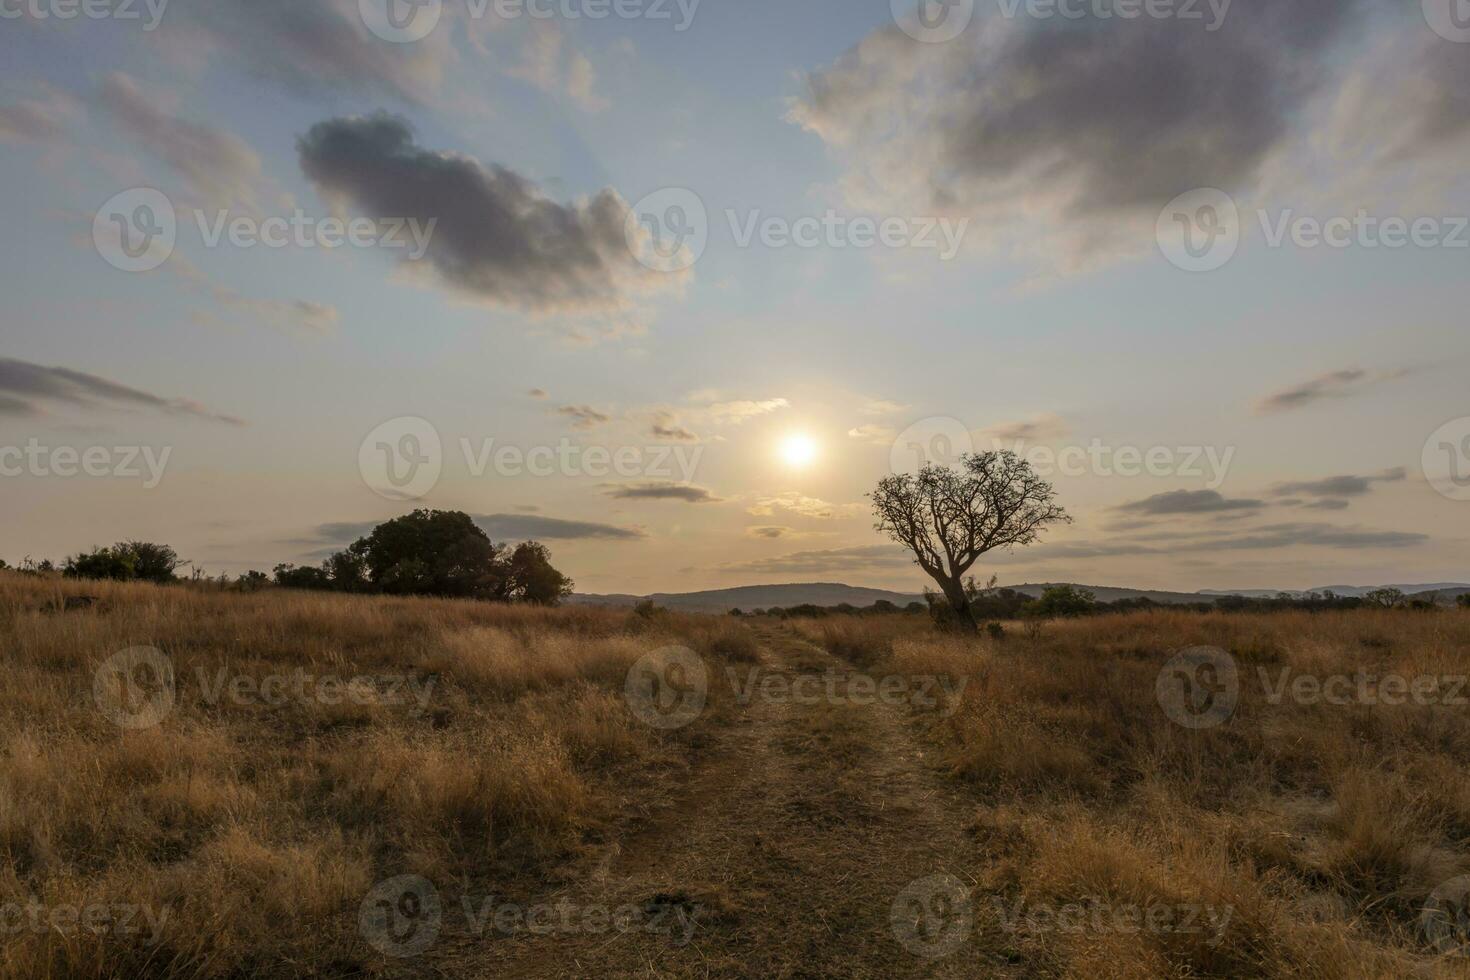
[779,433,819,468]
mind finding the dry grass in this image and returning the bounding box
[803,607,1470,978]
[0,573,753,979]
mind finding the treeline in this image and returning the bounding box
[8,509,574,606]
[735,582,1470,621]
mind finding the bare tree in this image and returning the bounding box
[870,452,1070,632]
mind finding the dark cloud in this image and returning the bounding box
[719,545,914,574]
[296,114,681,327]
[602,482,721,504]
[555,405,612,430]
[650,411,698,441]
[527,388,548,399]
[1254,368,1409,414]
[746,526,793,539]
[789,2,1364,261]
[1273,468,1406,498]
[0,357,245,425]
[1115,490,1264,516]
[300,512,643,550]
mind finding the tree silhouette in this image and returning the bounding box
[871,452,1070,632]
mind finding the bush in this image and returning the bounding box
[63,541,180,584]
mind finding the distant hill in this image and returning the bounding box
[570,580,1470,613]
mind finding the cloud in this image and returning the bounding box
[746,526,793,539]
[784,2,1468,270]
[527,388,548,398]
[473,513,643,541]
[697,397,791,424]
[96,72,265,208]
[507,21,609,112]
[302,512,643,550]
[173,258,339,335]
[169,0,453,103]
[602,482,721,503]
[0,357,245,425]
[0,87,81,145]
[848,424,895,443]
[1272,468,1406,498]
[1115,490,1264,516]
[555,405,612,430]
[981,413,1070,443]
[296,113,684,334]
[862,399,909,416]
[649,411,698,441]
[747,493,864,520]
[1254,368,1409,414]
[718,544,914,575]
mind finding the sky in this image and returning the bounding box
[1,0,1468,595]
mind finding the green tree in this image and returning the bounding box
[64,546,136,581]
[871,452,1070,632]
[504,541,573,605]
[1365,587,1407,609]
[119,541,181,583]
[1457,594,1470,610]
[356,509,507,599]
[1030,584,1097,618]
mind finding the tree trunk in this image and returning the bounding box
[939,575,978,633]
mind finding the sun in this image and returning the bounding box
[779,433,819,468]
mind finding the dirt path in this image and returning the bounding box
[430,622,992,978]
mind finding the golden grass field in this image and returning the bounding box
[4,572,1470,978]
